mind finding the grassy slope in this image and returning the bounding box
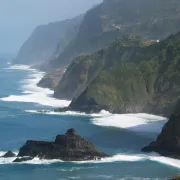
[69,33,180,116]
[54,37,151,99]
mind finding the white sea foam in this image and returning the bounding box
[149,155,180,169]
[0,65,70,107]
[91,113,167,133]
[24,110,167,133]
[5,65,33,70]
[21,154,180,169]
[25,109,166,133]
[1,151,180,169]
[74,154,146,164]
[25,110,88,116]
[0,151,18,165]
[25,110,102,117]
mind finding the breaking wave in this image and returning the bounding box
[0,151,180,169]
[25,109,167,133]
[91,113,167,133]
[4,65,32,70]
[0,65,70,107]
[0,151,18,165]
[24,110,108,117]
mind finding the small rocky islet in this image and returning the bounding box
[1,151,16,158]
[1,128,108,163]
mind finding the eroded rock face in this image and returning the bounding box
[37,69,65,90]
[142,100,180,159]
[14,128,107,162]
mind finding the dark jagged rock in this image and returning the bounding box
[142,100,180,159]
[13,157,34,163]
[15,129,107,162]
[1,151,16,158]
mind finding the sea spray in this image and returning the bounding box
[0,65,70,107]
[1,151,180,169]
[91,113,167,133]
[26,110,167,133]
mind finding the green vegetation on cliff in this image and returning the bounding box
[54,37,151,99]
[63,33,180,115]
[49,0,180,69]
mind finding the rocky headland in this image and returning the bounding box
[53,32,180,117]
[1,129,108,162]
[142,100,180,159]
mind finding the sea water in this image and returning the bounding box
[0,58,180,180]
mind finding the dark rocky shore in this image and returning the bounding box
[1,128,108,162]
[142,100,180,159]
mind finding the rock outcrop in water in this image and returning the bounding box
[13,128,107,162]
[142,100,180,159]
[1,151,16,158]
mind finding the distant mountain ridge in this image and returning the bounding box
[47,0,180,69]
[37,0,180,95]
[13,15,83,65]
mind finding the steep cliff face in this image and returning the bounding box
[142,100,180,159]
[40,0,180,91]
[59,32,180,116]
[47,0,180,69]
[37,69,65,90]
[54,52,104,99]
[13,15,83,65]
[54,37,149,99]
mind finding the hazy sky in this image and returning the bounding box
[0,0,102,54]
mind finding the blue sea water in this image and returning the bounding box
[0,58,180,180]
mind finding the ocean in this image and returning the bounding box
[0,58,180,180]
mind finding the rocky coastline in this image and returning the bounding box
[1,128,108,163]
[142,100,180,159]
